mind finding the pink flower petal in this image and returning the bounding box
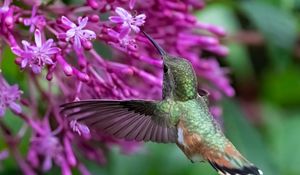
[34,29,42,47]
[9,102,22,114]
[73,35,81,49]
[11,47,23,57]
[23,18,31,26]
[42,155,52,171]
[115,7,132,20]
[66,28,76,40]
[32,65,42,74]
[69,120,90,136]
[44,57,54,65]
[107,29,119,38]
[0,0,11,13]
[21,40,31,49]
[78,17,88,29]
[46,47,60,54]
[119,27,130,38]
[29,24,35,33]
[131,25,140,33]
[134,14,146,26]
[109,16,124,23]
[135,14,146,21]
[61,16,76,28]
[21,58,28,68]
[41,39,54,51]
[4,0,11,8]
[0,107,5,117]
[129,0,136,9]
[9,84,20,92]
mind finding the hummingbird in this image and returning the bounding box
[61,32,263,175]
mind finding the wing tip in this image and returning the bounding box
[209,161,263,175]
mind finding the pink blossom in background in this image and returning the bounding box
[12,29,60,74]
[0,78,22,116]
[60,16,96,49]
[0,0,233,174]
[23,6,46,33]
[109,7,146,34]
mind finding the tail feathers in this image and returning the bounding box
[205,142,263,175]
[209,160,263,175]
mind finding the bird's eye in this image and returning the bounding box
[163,65,168,73]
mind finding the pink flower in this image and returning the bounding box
[109,7,146,34]
[28,120,74,175]
[107,29,136,48]
[12,29,60,74]
[0,82,22,116]
[61,16,96,49]
[31,134,63,171]
[23,6,46,32]
[70,120,90,136]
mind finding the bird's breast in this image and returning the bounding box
[176,120,208,163]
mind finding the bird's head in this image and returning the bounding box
[142,31,197,101]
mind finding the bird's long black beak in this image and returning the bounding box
[142,31,167,57]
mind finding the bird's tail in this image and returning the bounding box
[207,142,263,175]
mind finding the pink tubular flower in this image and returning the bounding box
[12,29,60,74]
[61,16,96,49]
[109,7,146,34]
[0,78,22,116]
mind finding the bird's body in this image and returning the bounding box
[61,32,263,175]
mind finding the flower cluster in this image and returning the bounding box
[0,0,233,174]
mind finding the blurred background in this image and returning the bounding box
[2,0,300,174]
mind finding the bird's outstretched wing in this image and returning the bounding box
[60,100,177,143]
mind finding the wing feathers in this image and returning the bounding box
[60,100,177,143]
[136,118,152,141]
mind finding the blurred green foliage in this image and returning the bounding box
[2,0,300,174]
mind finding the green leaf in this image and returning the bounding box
[93,41,113,60]
[1,46,28,93]
[262,104,300,175]
[196,4,239,35]
[240,1,297,51]
[222,99,279,175]
[261,66,300,107]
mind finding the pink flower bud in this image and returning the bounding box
[89,14,100,23]
[87,0,99,9]
[83,41,93,50]
[63,65,73,76]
